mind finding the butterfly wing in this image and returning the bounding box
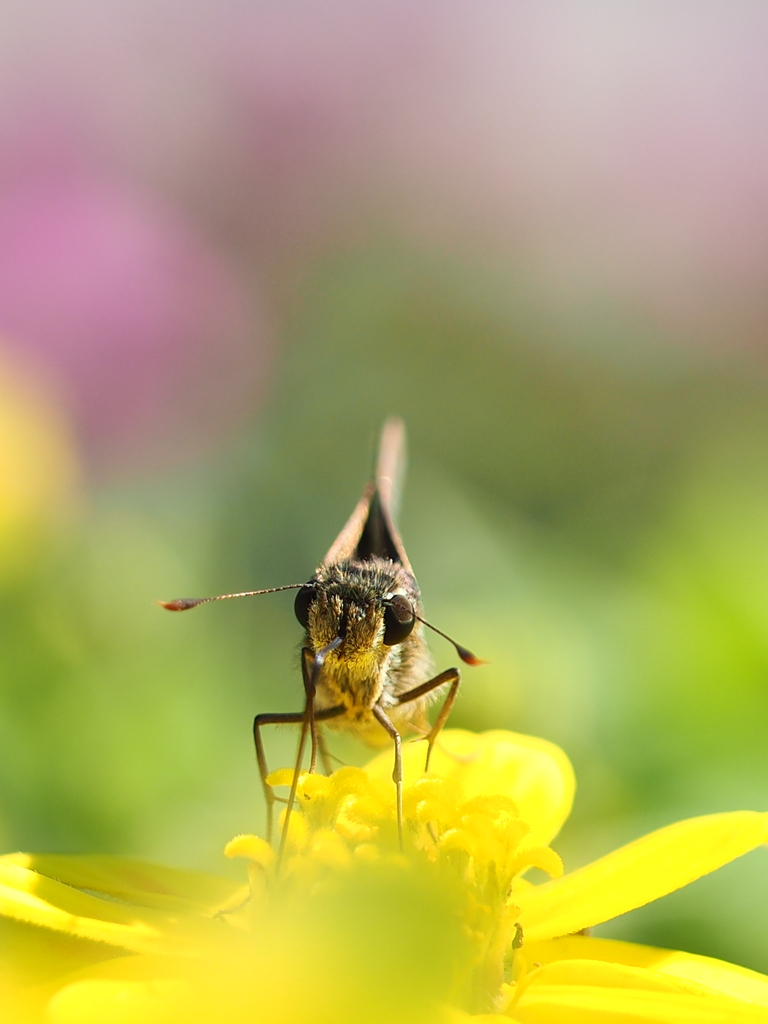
[322,417,412,570]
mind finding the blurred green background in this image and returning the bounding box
[1,1,768,974]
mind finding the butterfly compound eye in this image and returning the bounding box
[294,585,315,629]
[383,594,415,646]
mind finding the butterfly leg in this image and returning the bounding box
[253,704,344,846]
[278,700,346,866]
[301,648,321,773]
[253,711,304,845]
[372,703,404,851]
[394,667,461,771]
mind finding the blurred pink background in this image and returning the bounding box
[1,2,767,475]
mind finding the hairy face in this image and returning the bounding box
[297,558,419,664]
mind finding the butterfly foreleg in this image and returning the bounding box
[301,647,321,772]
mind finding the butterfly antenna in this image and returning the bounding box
[158,583,308,611]
[414,613,487,666]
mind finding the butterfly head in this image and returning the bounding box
[294,559,419,665]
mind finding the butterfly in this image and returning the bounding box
[161,418,481,854]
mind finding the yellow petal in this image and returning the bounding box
[519,959,721,997]
[13,955,187,1024]
[524,936,768,1009]
[34,952,246,1024]
[451,1017,510,1023]
[517,811,768,940]
[0,915,125,1000]
[0,860,227,955]
[514,969,768,1024]
[514,986,768,1022]
[366,730,575,846]
[1,854,241,916]
[47,977,188,1024]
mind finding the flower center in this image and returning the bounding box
[226,765,563,1013]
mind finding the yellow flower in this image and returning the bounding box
[2,729,768,1023]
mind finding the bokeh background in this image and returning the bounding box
[2,0,768,972]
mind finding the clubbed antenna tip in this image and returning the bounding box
[158,598,204,611]
[455,644,487,667]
